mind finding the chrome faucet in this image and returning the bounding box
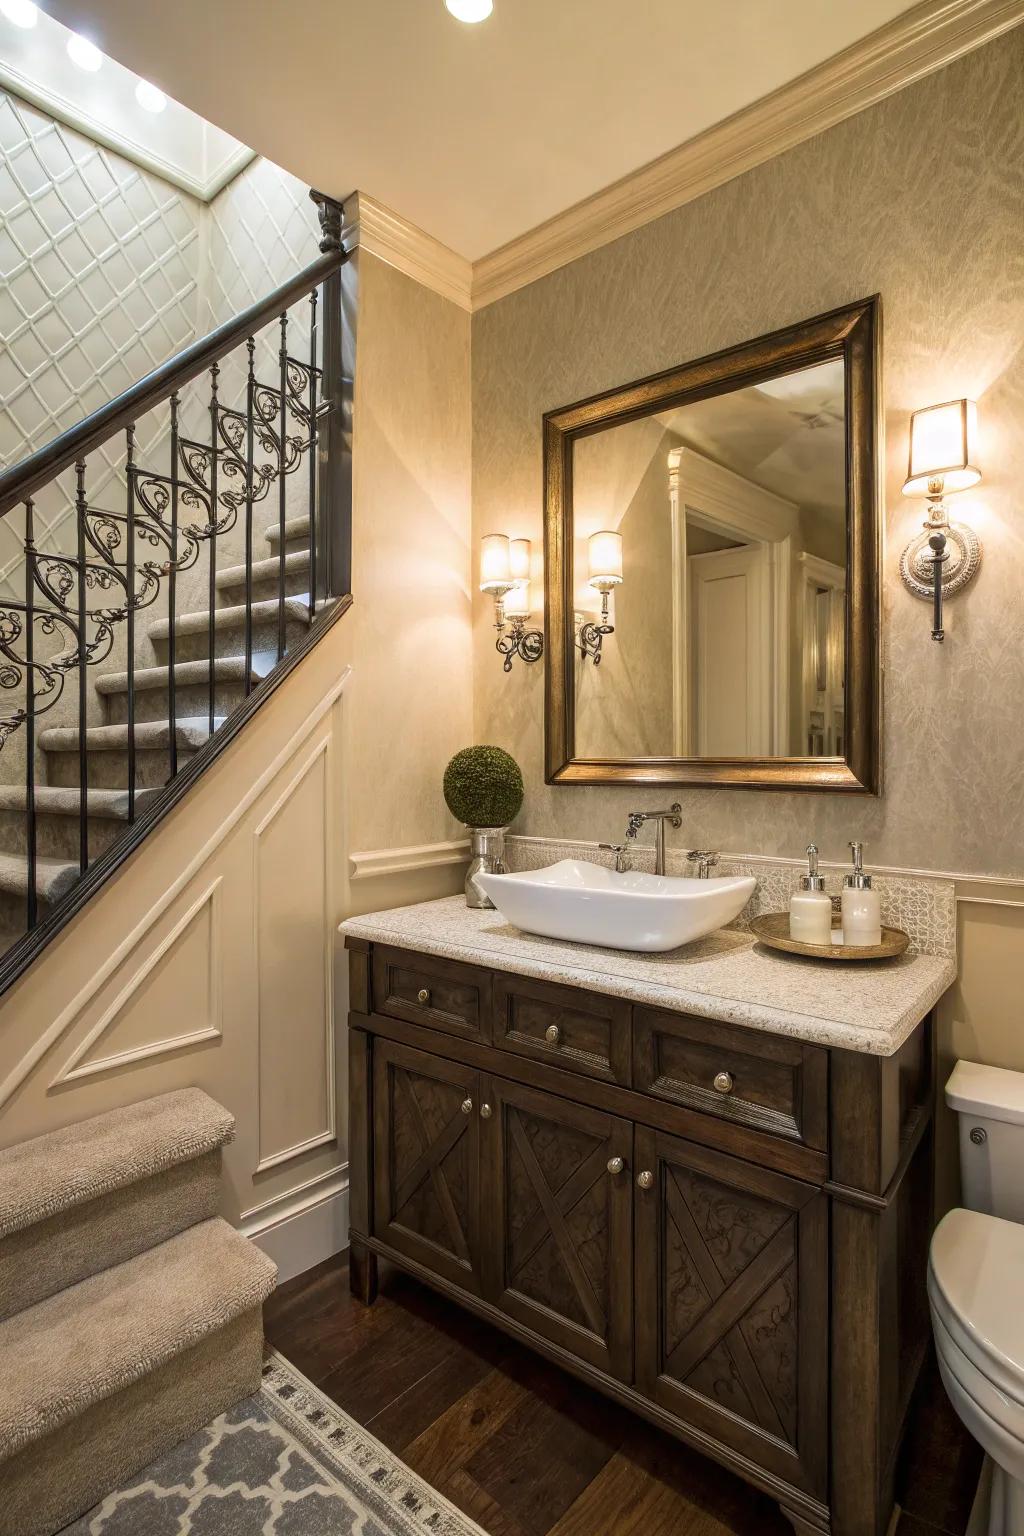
[685,850,721,880]
[625,804,682,876]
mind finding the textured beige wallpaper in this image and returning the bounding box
[472,29,1024,881]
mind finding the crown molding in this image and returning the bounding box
[471,0,1024,309]
[343,192,473,312]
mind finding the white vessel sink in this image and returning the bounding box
[476,859,756,953]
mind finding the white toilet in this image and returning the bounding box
[929,1060,1024,1536]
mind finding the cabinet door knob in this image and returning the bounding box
[461,1097,473,1115]
[417,988,431,1006]
[636,1170,654,1190]
[480,1103,493,1119]
[607,1156,624,1175]
[545,1024,561,1045]
[713,1071,734,1095]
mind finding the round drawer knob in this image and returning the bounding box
[480,1103,493,1119]
[636,1170,654,1190]
[461,1097,473,1115]
[713,1071,735,1095]
[607,1156,624,1176]
[417,988,431,1006]
[545,1024,561,1045]
[970,1126,987,1145]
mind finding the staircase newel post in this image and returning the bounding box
[309,190,351,606]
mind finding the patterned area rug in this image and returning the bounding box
[63,1351,488,1535]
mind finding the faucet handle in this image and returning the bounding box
[598,842,632,874]
[686,849,720,879]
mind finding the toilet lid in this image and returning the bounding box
[929,1208,1024,1399]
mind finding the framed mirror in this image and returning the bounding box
[543,298,881,792]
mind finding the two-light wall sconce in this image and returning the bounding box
[479,530,625,671]
[899,399,982,642]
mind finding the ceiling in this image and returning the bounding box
[38,0,921,261]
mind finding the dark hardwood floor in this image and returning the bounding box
[264,1252,981,1536]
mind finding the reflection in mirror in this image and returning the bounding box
[572,359,847,761]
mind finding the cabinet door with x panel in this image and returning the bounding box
[484,1077,633,1381]
[372,1038,483,1295]
[634,1125,828,1500]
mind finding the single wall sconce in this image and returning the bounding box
[480,534,545,672]
[578,530,623,665]
[899,399,982,641]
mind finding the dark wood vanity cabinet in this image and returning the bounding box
[347,939,936,1536]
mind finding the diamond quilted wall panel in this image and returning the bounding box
[0,92,202,588]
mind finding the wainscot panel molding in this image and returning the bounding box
[254,740,337,1174]
[241,1165,350,1285]
[471,0,1024,308]
[349,839,472,880]
[49,878,224,1088]
[343,192,473,312]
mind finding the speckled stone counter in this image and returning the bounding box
[341,895,956,1056]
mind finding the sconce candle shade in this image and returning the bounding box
[587,530,624,589]
[480,533,512,593]
[903,399,980,497]
[509,538,532,584]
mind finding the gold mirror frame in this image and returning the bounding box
[543,297,881,793]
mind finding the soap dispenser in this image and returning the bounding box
[842,841,882,947]
[790,845,832,944]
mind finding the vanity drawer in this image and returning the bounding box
[493,973,632,1087]
[371,945,492,1044]
[633,1008,827,1150]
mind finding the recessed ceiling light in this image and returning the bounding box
[135,79,167,113]
[444,0,493,22]
[0,0,38,27]
[66,32,103,71]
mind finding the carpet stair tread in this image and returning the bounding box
[0,1088,233,1239]
[0,1216,275,1460]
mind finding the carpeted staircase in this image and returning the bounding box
[0,1088,277,1536]
[0,512,313,948]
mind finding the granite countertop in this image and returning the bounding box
[340,896,957,1057]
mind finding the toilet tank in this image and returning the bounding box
[946,1060,1024,1223]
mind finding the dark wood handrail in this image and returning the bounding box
[0,247,346,517]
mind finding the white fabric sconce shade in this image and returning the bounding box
[509,538,532,585]
[903,399,981,497]
[480,533,512,594]
[587,530,623,590]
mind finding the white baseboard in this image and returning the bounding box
[240,1165,350,1285]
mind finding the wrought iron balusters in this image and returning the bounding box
[75,461,89,868]
[24,500,36,931]
[278,313,288,661]
[308,287,318,618]
[125,427,136,824]
[168,392,179,780]
[244,338,256,694]
[208,362,219,738]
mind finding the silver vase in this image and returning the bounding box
[465,826,508,908]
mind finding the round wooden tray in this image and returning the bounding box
[750,912,910,961]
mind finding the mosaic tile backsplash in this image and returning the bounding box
[503,836,957,961]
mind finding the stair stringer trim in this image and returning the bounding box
[49,877,224,1088]
[0,663,353,1113]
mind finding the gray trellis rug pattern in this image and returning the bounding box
[62,1351,488,1535]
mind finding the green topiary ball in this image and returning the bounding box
[443,746,524,829]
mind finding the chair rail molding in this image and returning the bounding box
[471,0,1024,308]
[349,838,472,881]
